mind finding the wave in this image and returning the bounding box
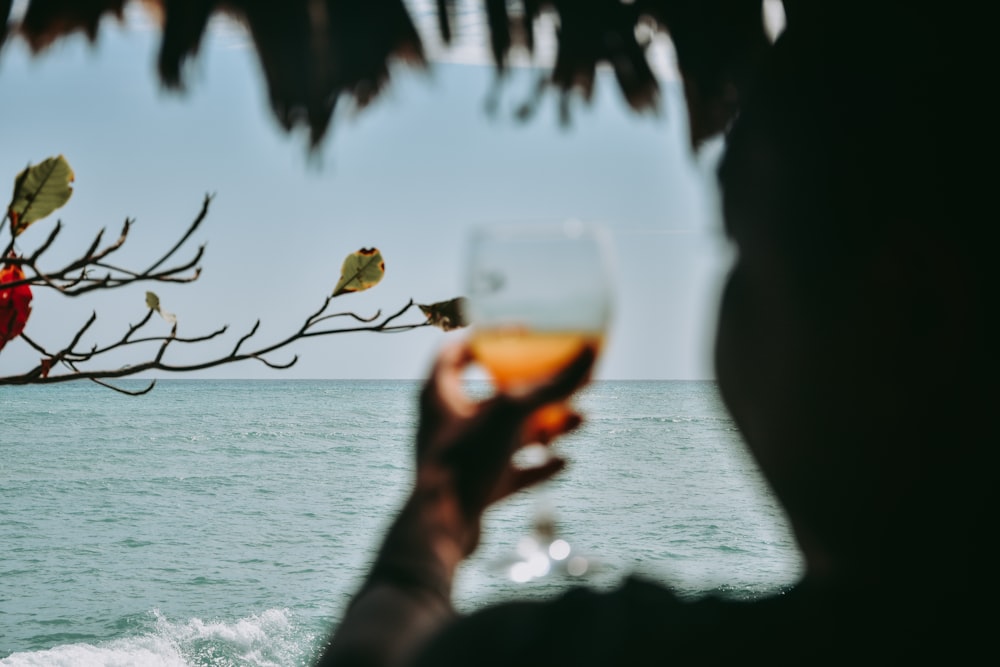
[0,609,316,667]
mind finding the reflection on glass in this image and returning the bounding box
[464,220,613,584]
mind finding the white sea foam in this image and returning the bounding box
[156,608,298,665]
[0,609,303,667]
[0,637,186,667]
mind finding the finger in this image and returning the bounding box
[417,341,477,458]
[436,338,476,371]
[495,457,567,502]
[514,345,597,412]
[522,409,584,445]
[421,340,476,415]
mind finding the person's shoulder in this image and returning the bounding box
[409,577,786,666]
[412,577,990,666]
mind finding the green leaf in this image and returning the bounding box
[333,248,385,296]
[145,291,176,324]
[418,297,467,331]
[8,155,75,235]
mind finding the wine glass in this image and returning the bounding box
[463,220,614,582]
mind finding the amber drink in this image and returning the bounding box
[464,221,613,426]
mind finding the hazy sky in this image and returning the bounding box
[0,5,732,381]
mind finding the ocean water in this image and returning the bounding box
[1,380,803,665]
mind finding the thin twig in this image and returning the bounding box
[1,297,437,388]
[2,202,203,295]
[2,194,453,393]
[144,195,211,275]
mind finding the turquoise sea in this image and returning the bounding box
[1,380,803,665]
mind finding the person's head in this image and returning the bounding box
[713,9,994,585]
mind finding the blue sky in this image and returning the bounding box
[0,6,732,380]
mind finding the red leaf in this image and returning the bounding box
[0,259,33,351]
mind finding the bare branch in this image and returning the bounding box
[2,193,453,393]
[28,220,63,261]
[1,297,436,388]
[117,310,156,345]
[312,308,382,326]
[87,376,157,396]
[5,201,204,296]
[256,354,298,370]
[64,312,98,354]
[19,333,50,356]
[377,299,417,329]
[232,320,261,356]
[144,194,211,275]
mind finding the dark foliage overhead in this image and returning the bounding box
[2,1,779,148]
[0,0,11,45]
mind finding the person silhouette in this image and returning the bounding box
[318,7,994,665]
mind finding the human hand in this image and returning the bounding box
[413,340,596,555]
